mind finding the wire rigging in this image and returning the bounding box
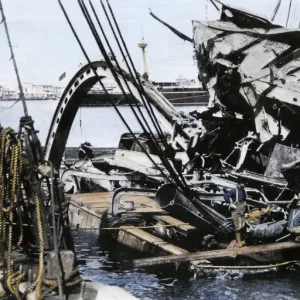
[103,0,188,188]
[289,2,296,28]
[98,3,187,189]
[0,99,20,110]
[57,0,173,185]
[78,0,182,188]
[85,0,188,188]
[271,0,281,22]
[86,0,162,149]
[286,0,293,27]
[100,0,168,148]
[79,0,187,190]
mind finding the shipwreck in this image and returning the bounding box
[35,0,300,279]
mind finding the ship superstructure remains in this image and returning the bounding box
[37,0,300,278]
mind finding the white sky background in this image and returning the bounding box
[0,0,298,85]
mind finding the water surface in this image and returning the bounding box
[0,100,201,147]
[74,230,300,300]
[3,100,299,299]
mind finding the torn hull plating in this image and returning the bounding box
[193,2,300,145]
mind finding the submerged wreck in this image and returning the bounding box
[41,0,300,278]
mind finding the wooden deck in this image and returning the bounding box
[67,191,300,276]
[118,227,189,256]
[67,192,163,230]
[67,192,191,257]
[69,192,162,213]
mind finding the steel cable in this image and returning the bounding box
[88,0,167,159]
[81,1,162,155]
[79,0,186,190]
[103,0,169,144]
[103,0,188,189]
[98,0,167,144]
[79,0,183,188]
[58,0,172,185]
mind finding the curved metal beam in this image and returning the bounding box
[44,60,192,170]
[108,187,157,216]
[44,61,108,169]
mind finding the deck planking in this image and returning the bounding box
[68,192,160,210]
[117,226,189,256]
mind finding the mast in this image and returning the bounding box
[0,0,28,116]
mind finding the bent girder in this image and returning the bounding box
[44,60,182,169]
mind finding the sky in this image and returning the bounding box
[0,0,298,85]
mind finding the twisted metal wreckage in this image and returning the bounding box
[42,0,300,270]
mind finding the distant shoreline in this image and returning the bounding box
[0,98,59,101]
[0,98,208,107]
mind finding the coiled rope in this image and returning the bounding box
[0,127,81,299]
[0,128,24,300]
[41,266,82,299]
[0,129,45,299]
[17,139,23,247]
[25,196,44,299]
[0,129,10,266]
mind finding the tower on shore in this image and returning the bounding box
[138,39,149,81]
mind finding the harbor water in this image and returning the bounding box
[2,100,300,299]
[0,100,201,148]
[74,230,300,300]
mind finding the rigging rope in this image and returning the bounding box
[82,0,187,190]
[102,0,171,150]
[103,0,189,189]
[99,0,168,144]
[286,0,293,27]
[58,0,173,186]
[0,126,82,299]
[0,128,25,300]
[0,99,20,110]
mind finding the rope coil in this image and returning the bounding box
[0,129,24,300]
[0,125,82,300]
[0,129,46,299]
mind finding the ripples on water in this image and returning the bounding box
[74,230,300,300]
